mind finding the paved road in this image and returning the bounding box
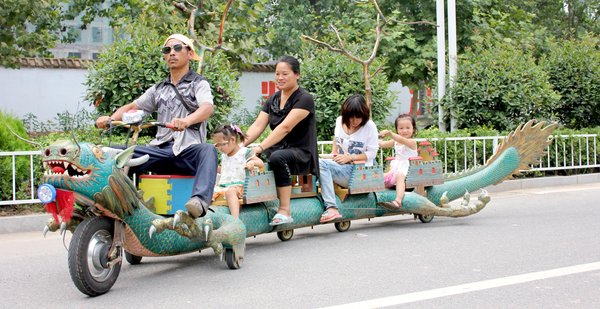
[1,183,599,308]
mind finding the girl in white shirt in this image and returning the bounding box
[378,114,418,210]
[318,94,379,223]
[212,124,264,218]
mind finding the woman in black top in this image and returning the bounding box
[245,56,319,226]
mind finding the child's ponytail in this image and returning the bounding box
[213,124,247,143]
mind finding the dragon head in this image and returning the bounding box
[42,140,135,200]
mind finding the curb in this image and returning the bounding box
[1,173,599,234]
[0,213,50,234]
[484,173,600,192]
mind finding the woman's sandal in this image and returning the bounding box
[378,200,402,211]
[320,210,342,223]
[269,213,294,226]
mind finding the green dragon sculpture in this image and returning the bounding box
[40,120,556,270]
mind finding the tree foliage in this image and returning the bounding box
[62,0,268,64]
[540,35,600,128]
[441,40,560,131]
[0,0,65,68]
[301,48,394,140]
[257,0,436,87]
[0,111,34,201]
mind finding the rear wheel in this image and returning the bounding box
[124,251,142,265]
[277,229,294,241]
[68,217,121,296]
[335,220,351,232]
[418,214,434,223]
[225,248,241,269]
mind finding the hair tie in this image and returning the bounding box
[229,123,242,134]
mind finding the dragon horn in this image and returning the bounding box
[125,155,149,167]
[101,147,148,167]
[5,124,43,151]
[102,147,123,158]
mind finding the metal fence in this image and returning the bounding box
[0,150,41,206]
[2,134,599,206]
[319,134,599,174]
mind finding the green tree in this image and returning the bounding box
[441,39,560,131]
[301,48,394,140]
[61,0,269,65]
[516,0,600,39]
[258,0,437,87]
[540,35,600,128]
[0,0,66,68]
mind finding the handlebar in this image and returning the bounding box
[108,120,174,129]
[102,120,175,151]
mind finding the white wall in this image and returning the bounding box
[0,67,91,122]
[387,80,412,123]
[234,71,274,120]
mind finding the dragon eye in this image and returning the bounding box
[44,149,51,156]
[92,146,104,160]
[59,148,68,156]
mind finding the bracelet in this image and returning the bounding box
[257,144,264,152]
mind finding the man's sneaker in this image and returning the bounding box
[185,196,209,218]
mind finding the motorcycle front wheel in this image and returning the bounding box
[68,216,121,296]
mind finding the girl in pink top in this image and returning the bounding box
[378,115,418,210]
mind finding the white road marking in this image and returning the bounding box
[320,262,600,309]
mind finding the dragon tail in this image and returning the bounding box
[426,120,558,205]
[485,120,558,182]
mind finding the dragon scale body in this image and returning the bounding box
[426,147,520,205]
[40,120,556,258]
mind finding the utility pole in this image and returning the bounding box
[448,0,458,131]
[436,0,447,132]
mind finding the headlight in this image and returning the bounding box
[37,183,57,204]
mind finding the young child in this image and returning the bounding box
[212,124,264,218]
[378,114,418,210]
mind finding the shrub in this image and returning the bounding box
[540,35,600,129]
[301,48,395,141]
[442,40,560,131]
[0,111,34,202]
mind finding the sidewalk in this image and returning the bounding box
[1,173,598,234]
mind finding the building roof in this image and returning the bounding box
[19,57,95,69]
[17,57,276,72]
[247,62,276,72]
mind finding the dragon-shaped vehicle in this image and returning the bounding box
[37,120,556,296]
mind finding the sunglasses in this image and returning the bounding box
[161,44,188,54]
